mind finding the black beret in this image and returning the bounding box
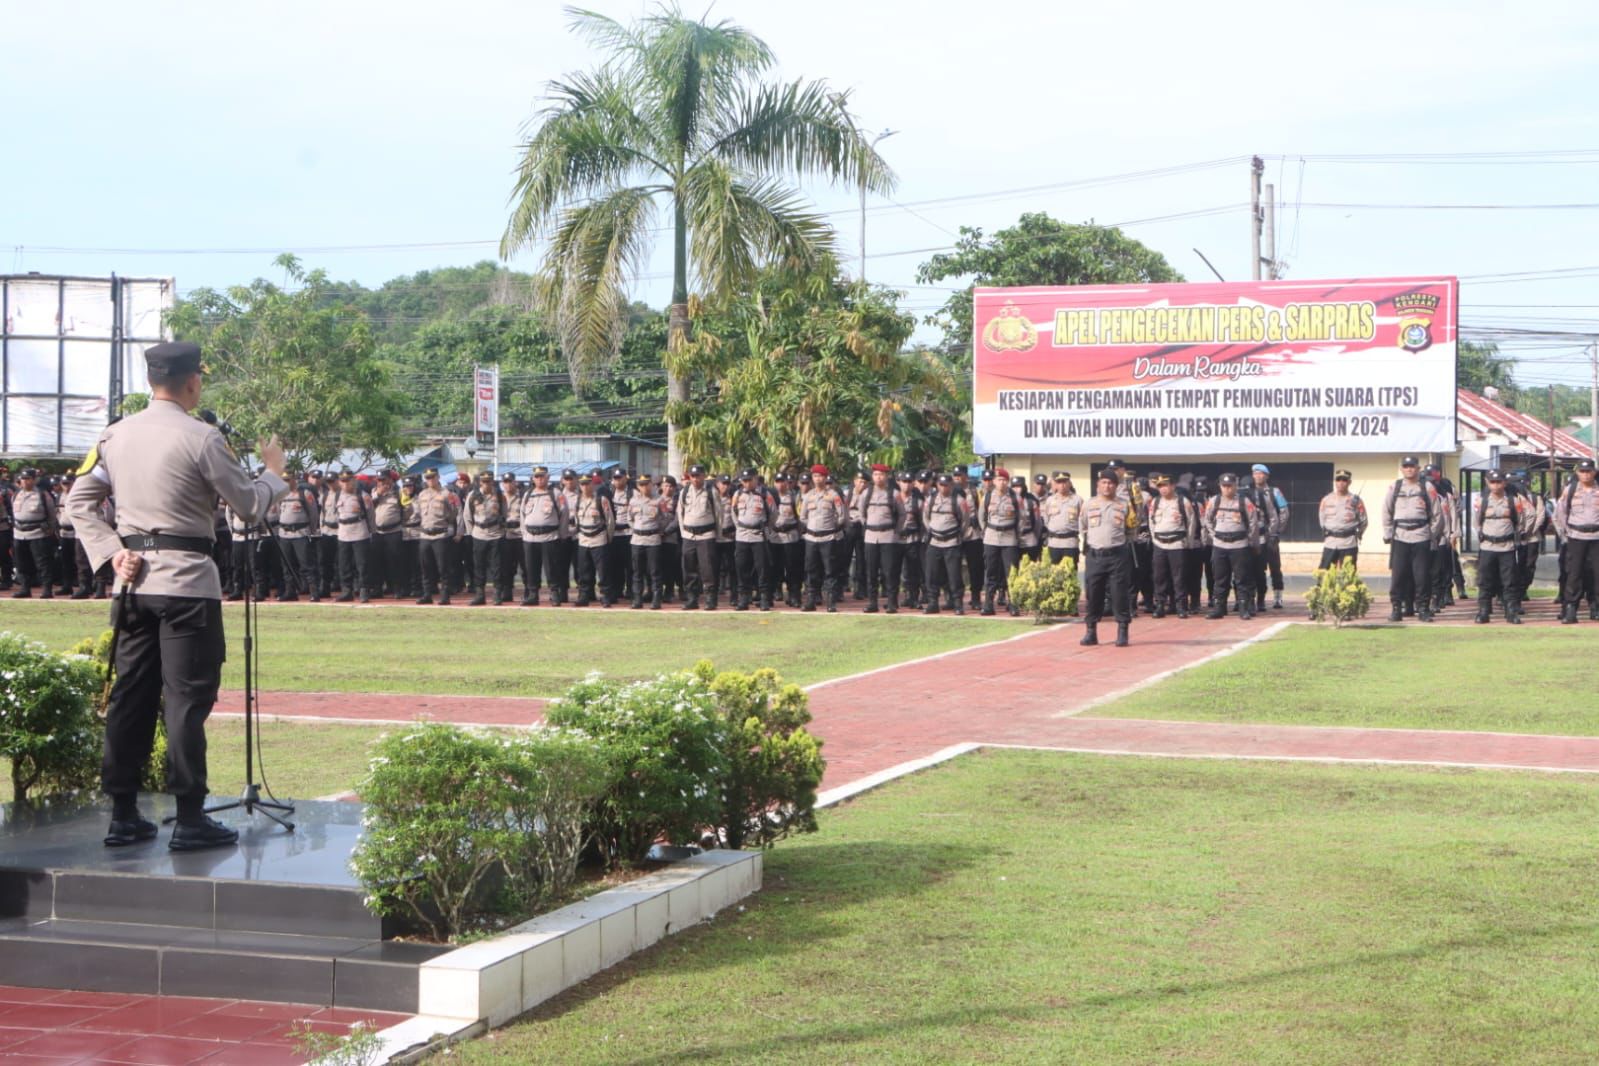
[145,341,205,376]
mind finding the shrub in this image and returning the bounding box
[548,672,729,865]
[691,661,825,851]
[350,723,612,941]
[0,633,102,804]
[1006,554,1080,623]
[1306,559,1372,627]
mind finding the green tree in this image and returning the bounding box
[165,255,407,469]
[668,266,960,473]
[1457,339,1519,404]
[499,3,894,474]
[917,212,1184,359]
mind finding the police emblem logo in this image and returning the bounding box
[980,301,1038,353]
[1392,291,1440,353]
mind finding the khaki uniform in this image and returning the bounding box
[626,490,667,607]
[677,482,723,606]
[412,486,460,602]
[1204,492,1259,616]
[1555,480,1599,616]
[1317,491,1367,568]
[799,487,848,607]
[572,493,613,604]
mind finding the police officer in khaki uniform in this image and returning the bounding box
[978,468,1027,616]
[677,464,722,610]
[1473,469,1526,624]
[1555,457,1599,622]
[626,473,667,609]
[68,341,287,851]
[1039,472,1082,566]
[858,463,905,614]
[1317,469,1368,569]
[1077,467,1137,646]
[767,472,804,607]
[922,473,970,614]
[462,471,510,606]
[9,468,59,598]
[798,464,847,612]
[1205,472,1262,619]
[333,471,374,602]
[1382,456,1443,622]
[571,472,614,606]
[0,463,14,590]
[730,468,773,611]
[518,466,567,605]
[369,472,406,598]
[276,472,321,602]
[411,468,460,605]
[1147,474,1196,618]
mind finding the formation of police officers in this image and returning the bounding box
[4,453,1595,637]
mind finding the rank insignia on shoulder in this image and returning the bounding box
[75,445,100,478]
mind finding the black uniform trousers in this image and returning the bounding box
[102,594,224,804]
[982,543,1019,594]
[772,539,804,602]
[804,538,838,604]
[279,537,317,597]
[1047,545,1080,567]
[961,540,985,605]
[1254,539,1284,602]
[1132,540,1154,608]
[338,538,371,596]
[1184,546,1208,608]
[228,539,255,595]
[521,539,559,601]
[734,539,768,602]
[661,536,682,599]
[925,540,963,604]
[863,540,901,605]
[317,535,338,593]
[1429,542,1454,605]
[900,541,923,605]
[1561,538,1599,607]
[58,537,77,592]
[631,542,660,602]
[1318,547,1359,570]
[0,529,13,586]
[1211,544,1254,612]
[553,538,576,597]
[1152,544,1186,608]
[575,543,608,603]
[1082,545,1132,625]
[418,538,450,599]
[681,537,718,602]
[16,537,56,594]
[1516,543,1540,601]
[371,531,404,596]
[607,536,631,601]
[717,540,736,594]
[1389,539,1432,611]
[848,528,867,597]
[499,537,521,597]
[471,537,508,600]
[72,539,98,594]
[1477,548,1519,611]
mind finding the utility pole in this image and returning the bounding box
[859,128,898,283]
[1249,156,1264,281]
[1262,182,1278,280]
[1590,338,1598,463]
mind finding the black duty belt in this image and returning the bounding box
[866,523,895,532]
[986,521,1016,531]
[523,523,559,534]
[737,520,767,530]
[683,522,715,534]
[338,516,366,525]
[121,533,214,554]
[1395,518,1428,529]
[1154,531,1186,543]
[15,521,44,532]
[1571,523,1599,533]
[1481,534,1515,544]
[929,532,960,545]
[475,517,503,528]
[1213,531,1247,543]
[280,521,309,531]
[579,524,606,534]
[375,524,402,534]
[1084,545,1124,555]
[422,526,450,536]
[774,522,798,531]
[1322,527,1356,537]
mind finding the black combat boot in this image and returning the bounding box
[1153,601,1166,619]
[1206,598,1226,620]
[71,588,91,600]
[1388,605,1403,622]
[706,593,718,611]
[1563,603,1579,624]
[735,595,749,612]
[630,592,644,609]
[760,594,772,612]
[416,594,434,605]
[651,589,663,609]
[1176,600,1189,620]
[954,598,966,616]
[683,595,700,610]
[801,594,816,612]
[1507,602,1523,625]
[523,591,539,606]
[1115,622,1130,647]
[438,593,452,606]
[1590,602,1599,621]
[1475,602,1490,624]
[886,595,899,615]
[1273,590,1284,610]
[1080,622,1098,646]
[468,592,486,606]
[923,600,939,615]
[334,591,353,603]
[981,591,996,616]
[1007,598,1019,617]
[864,597,879,614]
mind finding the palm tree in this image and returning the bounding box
[500,4,895,473]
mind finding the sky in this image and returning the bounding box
[6,0,1599,389]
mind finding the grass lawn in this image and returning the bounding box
[1,719,388,805]
[0,601,1007,697]
[457,749,1599,1065]
[1098,623,1599,736]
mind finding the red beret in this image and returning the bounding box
[994,467,1010,479]
[870,463,889,473]
[810,464,828,476]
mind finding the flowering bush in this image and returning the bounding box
[350,723,612,941]
[0,632,102,804]
[1306,559,1372,627]
[691,661,824,850]
[1007,554,1080,623]
[547,671,730,865]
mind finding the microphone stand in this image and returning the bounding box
[164,420,297,832]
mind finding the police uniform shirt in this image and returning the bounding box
[66,398,286,598]
[716,488,736,542]
[371,489,405,534]
[1478,492,1522,552]
[799,487,846,542]
[519,487,567,543]
[320,489,341,536]
[463,489,507,541]
[858,485,902,545]
[626,492,666,546]
[1382,478,1439,545]
[897,489,924,543]
[731,488,772,543]
[401,491,421,540]
[1148,495,1190,550]
[559,486,581,537]
[277,488,319,539]
[1078,495,1134,550]
[1318,491,1367,550]
[1205,494,1259,548]
[55,490,77,539]
[767,489,802,545]
[660,488,681,540]
[923,492,969,546]
[678,483,721,541]
[335,485,374,541]
[574,493,612,547]
[413,486,459,541]
[611,487,633,537]
[1556,481,1599,541]
[10,483,56,541]
[979,489,1022,547]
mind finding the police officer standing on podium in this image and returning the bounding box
[68,342,288,851]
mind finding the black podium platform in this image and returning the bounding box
[0,794,448,1012]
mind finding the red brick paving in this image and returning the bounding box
[0,986,405,1065]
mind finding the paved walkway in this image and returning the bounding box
[218,599,1599,784]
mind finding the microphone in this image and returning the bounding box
[199,409,237,438]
